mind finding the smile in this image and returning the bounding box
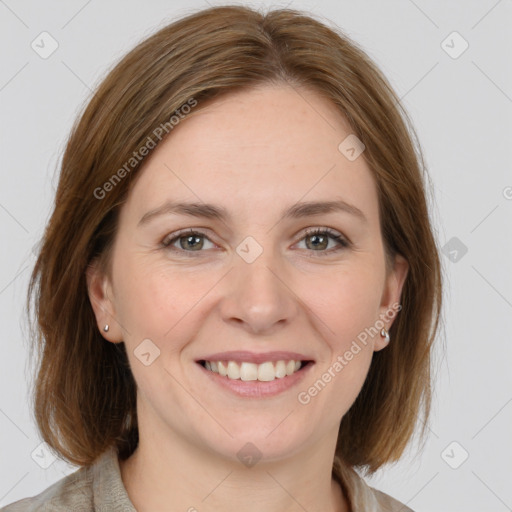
[197,359,314,398]
[199,359,309,382]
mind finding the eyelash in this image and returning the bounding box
[161,227,350,258]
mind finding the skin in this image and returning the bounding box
[87,84,408,512]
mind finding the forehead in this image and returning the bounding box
[122,84,380,226]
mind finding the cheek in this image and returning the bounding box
[288,265,382,411]
[305,264,383,352]
[113,255,215,343]
[299,272,379,416]
[112,260,206,395]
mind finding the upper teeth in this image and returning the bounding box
[204,360,302,381]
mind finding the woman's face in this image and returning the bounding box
[88,84,408,463]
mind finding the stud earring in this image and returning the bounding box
[103,325,109,332]
[380,328,390,343]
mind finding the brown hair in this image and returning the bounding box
[26,4,443,477]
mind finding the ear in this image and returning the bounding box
[86,259,122,343]
[374,252,409,351]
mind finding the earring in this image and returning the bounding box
[103,324,109,332]
[380,328,390,343]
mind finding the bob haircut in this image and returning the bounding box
[26,4,443,478]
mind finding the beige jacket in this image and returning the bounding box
[1,447,413,511]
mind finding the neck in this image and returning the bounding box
[119,423,348,512]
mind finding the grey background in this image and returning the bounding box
[1,1,511,510]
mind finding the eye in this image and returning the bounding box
[161,227,350,257]
[295,228,350,256]
[162,229,215,254]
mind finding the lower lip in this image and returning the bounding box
[197,362,314,398]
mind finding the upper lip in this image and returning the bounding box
[197,351,315,364]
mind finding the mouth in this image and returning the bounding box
[196,359,314,382]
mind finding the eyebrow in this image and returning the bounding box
[138,198,367,226]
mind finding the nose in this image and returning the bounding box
[219,249,299,335]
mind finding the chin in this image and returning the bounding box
[201,420,312,464]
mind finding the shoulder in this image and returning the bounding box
[370,487,415,512]
[333,458,414,512]
[1,466,94,512]
[1,447,135,512]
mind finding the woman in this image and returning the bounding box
[4,5,442,511]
